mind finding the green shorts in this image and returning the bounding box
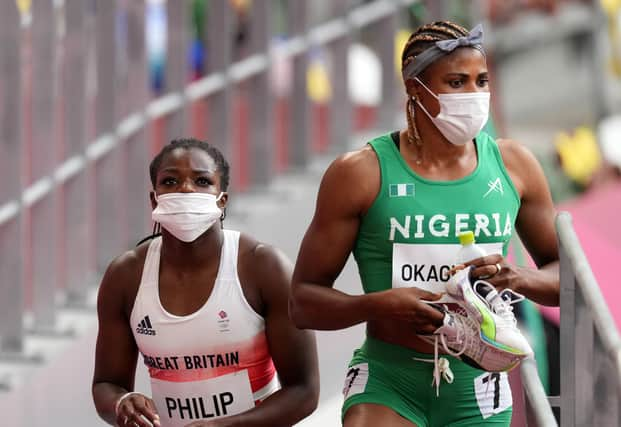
[342,337,512,427]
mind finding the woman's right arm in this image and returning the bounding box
[92,252,160,427]
[290,150,443,332]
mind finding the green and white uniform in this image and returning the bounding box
[342,131,519,426]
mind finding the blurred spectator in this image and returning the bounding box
[230,0,251,59]
[189,0,207,80]
[485,0,595,24]
[487,0,557,23]
[146,0,166,94]
[555,125,621,191]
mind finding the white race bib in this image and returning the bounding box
[151,370,254,427]
[342,363,369,400]
[391,242,502,302]
[474,371,512,418]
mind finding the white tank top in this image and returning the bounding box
[131,230,279,427]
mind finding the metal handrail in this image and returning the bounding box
[0,0,417,232]
[556,212,621,364]
[558,211,621,398]
[521,210,621,425]
[521,357,558,426]
[556,211,621,426]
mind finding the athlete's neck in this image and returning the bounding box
[414,110,472,156]
[160,227,224,268]
[399,125,477,177]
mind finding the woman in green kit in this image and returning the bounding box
[290,21,559,426]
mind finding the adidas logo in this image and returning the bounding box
[136,315,156,336]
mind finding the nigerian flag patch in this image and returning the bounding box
[389,183,415,197]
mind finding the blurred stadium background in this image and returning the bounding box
[0,0,620,425]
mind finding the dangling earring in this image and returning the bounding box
[406,97,423,165]
[407,99,422,145]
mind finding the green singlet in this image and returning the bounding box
[354,130,520,297]
[342,131,519,426]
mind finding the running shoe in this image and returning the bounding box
[445,267,533,359]
[419,307,526,374]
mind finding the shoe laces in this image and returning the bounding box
[413,336,454,396]
[442,312,480,356]
[415,312,477,396]
[474,280,524,326]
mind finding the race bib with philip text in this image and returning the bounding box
[151,370,254,427]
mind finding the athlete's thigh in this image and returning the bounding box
[433,364,513,426]
[341,339,430,427]
[344,403,418,427]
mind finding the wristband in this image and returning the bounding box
[114,391,145,416]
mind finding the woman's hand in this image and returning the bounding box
[375,287,445,334]
[115,392,161,427]
[457,254,521,292]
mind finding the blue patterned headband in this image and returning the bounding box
[402,24,485,80]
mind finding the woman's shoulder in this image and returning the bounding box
[319,143,381,207]
[236,233,293,313]
[97,243,150,313]
[105,243,149,282]
[237,233,291,274]
[495,138,546,197]
[329,143,379,175]
[495,138,541,170]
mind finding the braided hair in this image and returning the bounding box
[401,21,470,147]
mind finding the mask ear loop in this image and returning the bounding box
[412,77,438,125]
[136,222,162,246]
[414,77,439,100]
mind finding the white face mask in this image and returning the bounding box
[414,78,490,146]
[152,192,223,242]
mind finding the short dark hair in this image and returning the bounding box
[149,138,230,191]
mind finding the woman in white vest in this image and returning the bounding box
[92,138,319,427]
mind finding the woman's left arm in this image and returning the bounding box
[499,138,560,306]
